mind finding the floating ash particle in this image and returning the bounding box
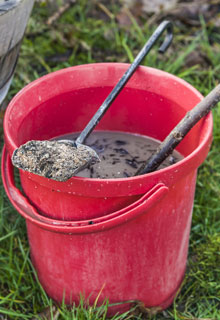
[115,140,127,146]
[123,171,130,177]
[114,148,129,155]
[125,158,138,169]
[112,160,121,165]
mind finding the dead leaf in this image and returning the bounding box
[32,305,59,320]
[97,2,114,20]
[142,0,177,14]
[123,0,220,27]
[168,0,220,26]
[131,300,162,317]
[123,0,177,14]
[185,50,211,68]
[116,6,133,27]
[46,0,76,25]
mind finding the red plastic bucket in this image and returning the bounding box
[2,63,213,312]
[3,63,213,222]
[0,148,205,313]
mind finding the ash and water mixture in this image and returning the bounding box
[57,131,183,179]
[12,131,183,181]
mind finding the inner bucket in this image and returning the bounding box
[3,63,213,221]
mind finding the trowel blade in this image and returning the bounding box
[12,140,100,181]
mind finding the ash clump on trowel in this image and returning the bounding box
[12,140,100,181]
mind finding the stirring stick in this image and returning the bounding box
[135,84,220,175]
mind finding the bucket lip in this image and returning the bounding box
[4,63,213,196]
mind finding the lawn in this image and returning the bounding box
[0,1,219,319]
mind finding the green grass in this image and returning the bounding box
[0,1,220,319]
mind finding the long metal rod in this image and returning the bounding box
[76,20,173,144]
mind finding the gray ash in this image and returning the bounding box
[12,140,100,181]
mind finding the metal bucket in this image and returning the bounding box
[0,0,34,103]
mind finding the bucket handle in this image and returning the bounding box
[1,146,169,233]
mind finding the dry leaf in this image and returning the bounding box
[131,300,162,317]
[185,50,211,68]
[122,0,220,27]
[116,6,132,27]
[46,0,76,25]
[168,0,220,26]
[142,0,177,13]
[123,0,177,14]
[32,305,59,320]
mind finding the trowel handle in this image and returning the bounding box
[76,20,173,144]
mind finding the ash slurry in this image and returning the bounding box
[55,131,183,179]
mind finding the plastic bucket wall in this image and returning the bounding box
[3,63,213,221]
[1,147,200,312]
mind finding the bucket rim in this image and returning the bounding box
[3,63,213,197]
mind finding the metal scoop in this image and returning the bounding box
[12,20,173,182]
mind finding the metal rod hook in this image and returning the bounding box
[76,20,174,145]
[145,20,173,55]
[158,20,173,53]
